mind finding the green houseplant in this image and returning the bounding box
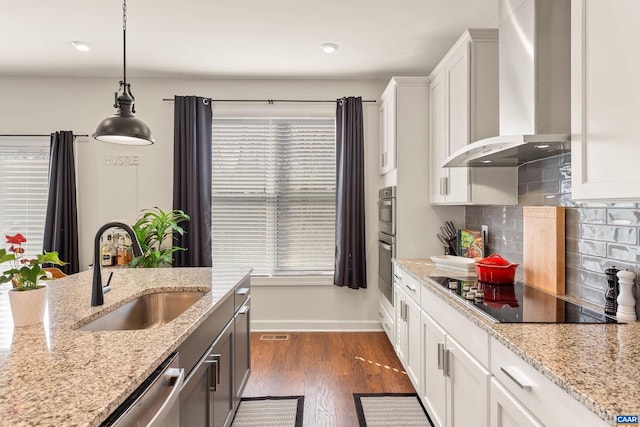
[0,233,66,327]
[130,207,190,268]
[0,234,65,290]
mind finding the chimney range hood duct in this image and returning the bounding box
[444,0,570,167]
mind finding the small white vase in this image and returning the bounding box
[8,285,48,327]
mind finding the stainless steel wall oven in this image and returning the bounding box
[378,186,396,306]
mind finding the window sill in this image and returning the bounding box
[251,274,334,287]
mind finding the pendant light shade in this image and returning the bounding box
[93,0,154,146]
[94,87,154,145]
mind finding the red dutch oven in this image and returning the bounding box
[475,254,519,284]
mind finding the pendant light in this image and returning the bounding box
[93,0,154,145]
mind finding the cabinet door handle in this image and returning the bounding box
[405,283,417,293]
[442,348,450,377]
[500,367,533,391]
[444,176,449,196]
[437,343,445,370]
[207,354,221,392]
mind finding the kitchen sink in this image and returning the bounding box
[77,291,207,331]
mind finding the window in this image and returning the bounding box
[212,117,336,276]
[0,140,50,256]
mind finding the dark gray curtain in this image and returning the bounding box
[43,131,79,274]
[334,97,367,289]
[172,96,213,267]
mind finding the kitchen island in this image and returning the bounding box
[395,259,639,427]
[0,267,251,426]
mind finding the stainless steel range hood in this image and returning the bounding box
[444,0,570,168]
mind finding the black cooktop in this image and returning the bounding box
[429,277,619,324]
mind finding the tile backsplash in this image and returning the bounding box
[465,153,640,313]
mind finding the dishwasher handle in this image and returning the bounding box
[147,367,185,427]
[110,352,183,427]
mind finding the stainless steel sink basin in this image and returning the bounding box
[77,291,207,331]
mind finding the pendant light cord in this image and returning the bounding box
[122,0,127,86]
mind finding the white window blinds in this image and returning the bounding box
[0,141,50,256]
[212,117,336,276]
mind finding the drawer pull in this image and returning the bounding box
[236,287,250,296]
[501,366,532,391]
[405,283,417,293]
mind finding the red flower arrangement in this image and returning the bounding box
[0,234,65,291]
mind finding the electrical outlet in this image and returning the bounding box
[481,225,489,244]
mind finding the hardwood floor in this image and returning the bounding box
[242,332,416,427]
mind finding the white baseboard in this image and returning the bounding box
[251,319,383,332]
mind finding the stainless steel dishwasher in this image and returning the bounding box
[103,352,184,427]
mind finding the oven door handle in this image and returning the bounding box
[378,240,392,251]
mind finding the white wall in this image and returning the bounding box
[0,76,387,331]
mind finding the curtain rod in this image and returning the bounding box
[0,134,89,138]
[162,98,377,104]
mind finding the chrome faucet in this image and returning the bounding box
[91,222,143,306]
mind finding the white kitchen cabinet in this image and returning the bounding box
[428,29,517,205]
[378,298,395,344]
[446,336,491,427]
[378,77,428,177]
[571,0,640,200]
[490,378,543,427]
[421,304,490,427]
[379,83,396,175]
[490,337,608,427]
[421,311,447,427]
[394,271,422,391]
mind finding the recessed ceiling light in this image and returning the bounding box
[320,43,338,54]
[534,144,550,149]
[481,160,492,164]
[71,41,90,52]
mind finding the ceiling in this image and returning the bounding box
[2,0,498,79]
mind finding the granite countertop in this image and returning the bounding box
[395,259,639,427]
[0,267,251,426]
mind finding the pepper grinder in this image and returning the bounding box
[616,269,637,322]
[604,266,620,316]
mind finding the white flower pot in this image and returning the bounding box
[8,285,48,327]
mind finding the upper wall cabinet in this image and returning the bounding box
[379,81,397,175]
[571,0,640,200]
[378,77,428,177]
[428,29,517,205]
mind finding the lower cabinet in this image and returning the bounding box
[446,337,490,427]
[233,296,251,409]
[390,265,609,427]
[490,337,607,427]
[421,312,446,427]
[180,320,234,427]
[179,278,252,427]
[490,378,543,427]
[394,274,422,392]
[421,310,490,427]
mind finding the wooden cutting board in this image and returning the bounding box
[523,206,565,295]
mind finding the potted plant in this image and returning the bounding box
[0,234,66,327]
[130,207,190,268]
